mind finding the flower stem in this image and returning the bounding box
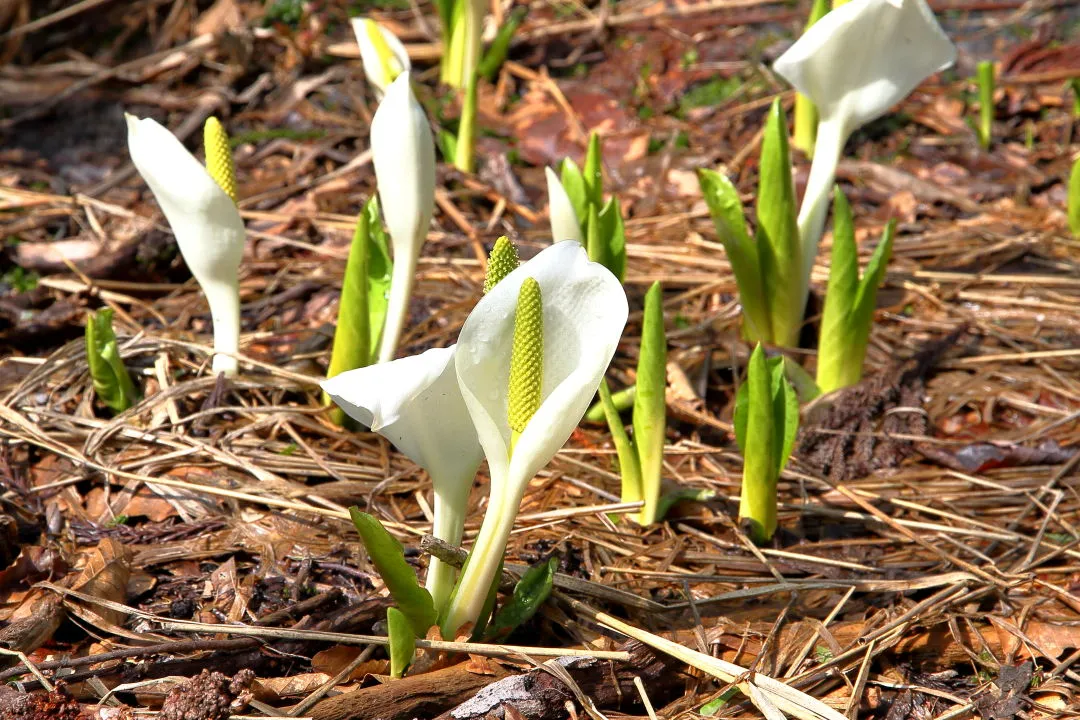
[377,245,418,363]
[795,116,846,321]
[206,279,240,375]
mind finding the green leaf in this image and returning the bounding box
[585,203,608,269]
[846,219,894,372]
[654,487,716,522]
[364,198,393,362]
[433,0,454,31]
[738,344,778,543]
[327,207,372,389]
[478,7,526,80]
[386,607,416,678]
[439,128,459,164]
[755,99,802,348]
[454,72,478,173]
[633,282,667,525]
[697,169,771,343]
[560,158,589,232]
[85,308,139,415]
[583,132,603,209]
[486,557,556,638]
[1069,157,1080,238]
[598,379,642,507]
[584,384,635,423]
[350,508,437,637]
[598,196,627,282]
[733,380,749,455]
[815,187,859,394]
[769,357,800,475]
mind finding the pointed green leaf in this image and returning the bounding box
[634,281,667,525]
[583,132,603,209]
[560,158,588,231]
[439,128,459,165]
[585,203,608,269]
[85,308,139,415]
[486,557,556,639]
[755,99,802,348]
[846,219,895,376]
[478,7,527,80]
[327,207,372,389]
[365,198,393,362]
[598,379,642,506]
[770,359,800,474]
[738,344,778,543]
[733,380,749,455]
[387,607,416,678]
[454,72,478,173]
[350,508,437,637]
[815,187,859,394]
[598,196,627,282]
[698,168,771,342]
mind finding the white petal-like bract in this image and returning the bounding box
[545,167,583,244]
[371,72,436,363]
[351,18,411,97]
[126,114,245,375]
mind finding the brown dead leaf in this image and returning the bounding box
[66,538,132,629]
[252,673,334,702]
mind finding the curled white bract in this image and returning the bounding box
[545,167,583,244]
[322,345,482,610]
[351,18,411,97]
[371,72,436,363]
[125,114,245,375]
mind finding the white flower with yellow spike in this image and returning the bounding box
[126,114,245,375]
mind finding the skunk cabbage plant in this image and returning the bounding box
[126,114,245,375]
[371,72,436,363]
[440,240,627,638]
[773,0,954,314]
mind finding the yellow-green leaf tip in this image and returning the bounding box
[204,116,238,204]
[508,277,543,434]
[484,236,519,294]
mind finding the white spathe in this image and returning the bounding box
[440,240,628,637]
[545,167,583,244]
[350,18,411,97]
[772,0,955,284]
[322,345,483,610]
[371,72,436,363]
[125,114,246,375]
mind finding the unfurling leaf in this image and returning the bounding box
[560,158,588,232]
[487,557,556,638]
[736,344,799,543]
[478,7,527,80]
[85,308,140,415]
[349,508,437,637]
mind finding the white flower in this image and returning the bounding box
[440,240,628,637]
[125,114,245,375]
[322,345,483,610]
[351,18,411,97]
[545,167,583,244]
[772,0,955,284]
[371,72,436,363]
